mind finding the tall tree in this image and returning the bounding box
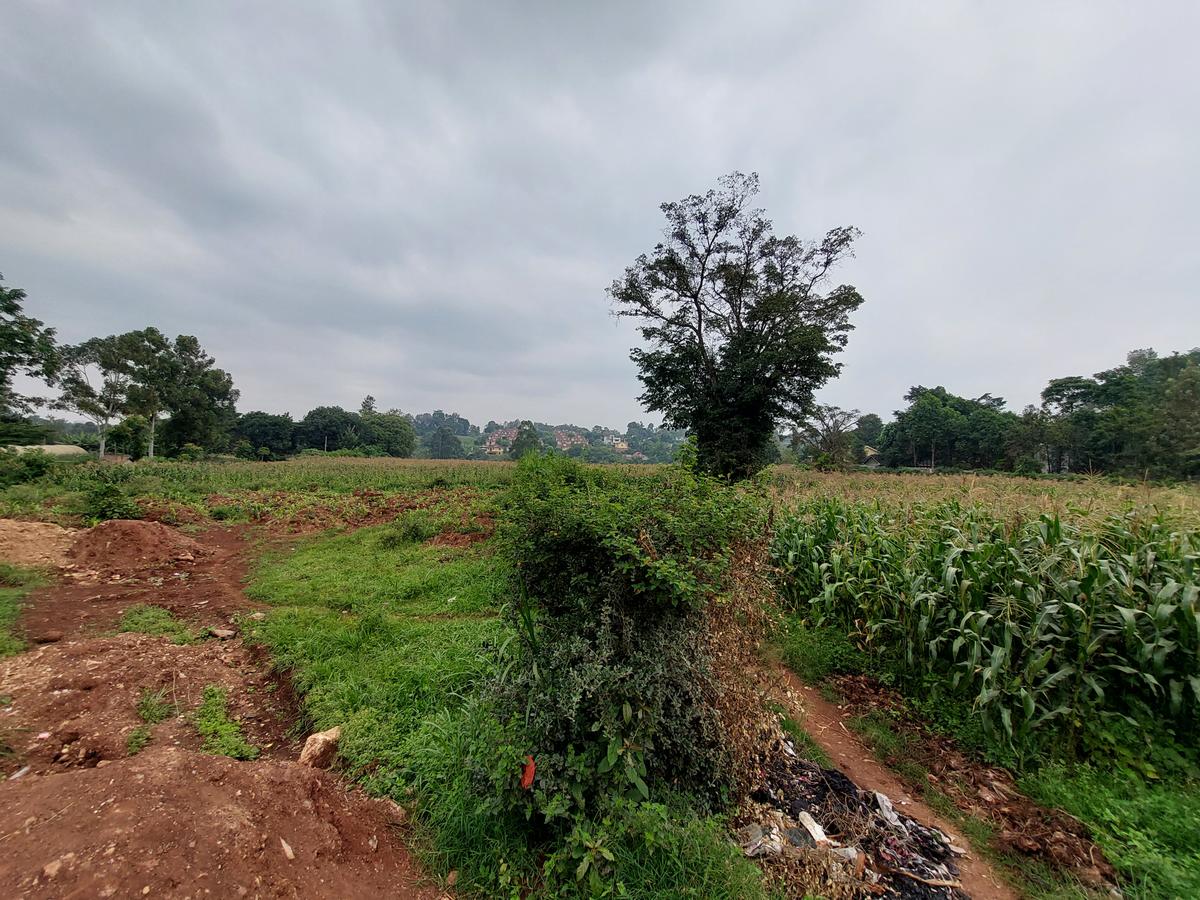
[0,273,57,418]
[53,337,131,458]
[793,404,861,468]
[428,424,465,459]
[610,172,864,478]
[297,406,360,452]
[509,420,543,459]
[121,327,173,458]
[157,335,238,454]
[234,411,295,458]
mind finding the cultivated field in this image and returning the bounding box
[0,457,1197,898]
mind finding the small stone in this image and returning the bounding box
[42,859,63,879]
[298,726,342,769]
[247,612,267,621]
[35,630,64,644]
[446,870,458,888]
[279,837,295,860]
[368,835,378,853]
[209,627,236,640]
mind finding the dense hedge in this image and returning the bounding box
[493,455,767,827]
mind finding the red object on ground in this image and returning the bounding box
[521,755,536,789]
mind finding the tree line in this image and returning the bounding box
[792,348,1200,479]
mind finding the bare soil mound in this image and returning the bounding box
[0,746,441,899]
[69,520,209,574]
[0,633,299,778]
[0,520,76,569]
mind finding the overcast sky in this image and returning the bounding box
[3,2,1197,428]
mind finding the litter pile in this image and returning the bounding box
[740,732,967,898]
[68,519,209,574]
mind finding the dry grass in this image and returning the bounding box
[769,467,1200,527]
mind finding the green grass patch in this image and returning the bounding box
[126,724,152,755]
[0,563,45,657]
[137,686,176,724]
[117,605,196,644]
[1021,764,1200,899]
[194,684,259,760]
[774,618,868,683]
[248,523,503,618]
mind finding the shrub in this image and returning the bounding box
[0,448,57,487]
[176,443,205,461]
[491,455,766,829]
[82,483,142,522]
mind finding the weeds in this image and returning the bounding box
[117,605,196,644]
[126,725,152,755]
[137,686,176,724]
[194,685,259,760]
[0,563,44,657]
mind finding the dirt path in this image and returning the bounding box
[782,670,1019,900]
[0,519,441,899]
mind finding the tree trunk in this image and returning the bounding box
[147,416,157,459]
[98,429,107,460]
[930,442,935,470]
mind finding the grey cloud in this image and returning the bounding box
[2,0,1198,429]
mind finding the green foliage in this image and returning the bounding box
[775,619,867,683]
[0,272,57,417]
[0,448,58,488]
[137,686,176,724]
[117,605,195,644]
[126,724,152,755]
[428,424,466,459]
[0,563,44,657]
[610,172,863,480]
[1021,764,1200,899]
[773,497,1200,768]
[494,455,766,828]
[234,411,295,458]
[82,483,141,522]
[508,420,543,459]
[175,442,205,461]
[194,684,260,759]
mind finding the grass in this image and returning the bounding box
[117,605,196,644]
[1021,765,1200,899]
[137,686,176,724]
[194,684,259,760]
[248,522,504,618]
[0,563,45,657]
[126,725,152,755]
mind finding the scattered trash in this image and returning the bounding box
[279,837,295,860]
[742,734,968,897]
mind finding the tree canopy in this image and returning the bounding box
[610,172,863,479]
[0,273,56,419]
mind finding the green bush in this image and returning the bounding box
[0,448,58,487]
[82,483,142,522]
[492,455,766,829]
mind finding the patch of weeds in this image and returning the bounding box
[117,605,195,644]
[0,563,45,657]
[194,684,259,760]
[775,618,868,683]
[126,724,152,755]
[82,483,141,522]
[1022,764,1200,899]
[137,687,176,724]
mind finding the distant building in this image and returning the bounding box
[482,427,519,456]
[862,445,881,468]
[553,429,588,452]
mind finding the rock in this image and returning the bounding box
[298,726,342,769]
[279,837,295,860]
[35,630,64,644]
[446,870,458,888]
[209,627,237,640]
[247,612,267,621]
